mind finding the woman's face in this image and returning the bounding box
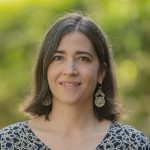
[47,31,105,106]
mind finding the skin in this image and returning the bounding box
[29,31,111,150]
[47,31,104,106]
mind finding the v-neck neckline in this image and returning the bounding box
[25,121,114,150]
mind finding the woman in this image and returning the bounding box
[0,12,149,150]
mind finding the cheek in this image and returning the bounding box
[82,69,99,97]
[83,67,99,84]
[47,64,59,77]
[47,67,56,84]
[47,65,63,89]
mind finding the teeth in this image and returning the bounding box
[60,82,80,87]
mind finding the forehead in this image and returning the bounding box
[56,31,96,55]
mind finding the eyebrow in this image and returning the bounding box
[54,50,93,57]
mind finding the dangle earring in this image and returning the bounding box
[42,95,52,106]
[94,84,105,108]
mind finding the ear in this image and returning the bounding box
[98,69,106,84]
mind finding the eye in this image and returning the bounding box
[52,55,64,61]
[78,56,91,62]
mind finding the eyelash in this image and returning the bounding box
[78,56,91,62]
[52,55,64,61]
[51,55,91,63]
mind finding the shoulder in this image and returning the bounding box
[0,121,28,149]
[0,121,28,136]
[108,122,150,149]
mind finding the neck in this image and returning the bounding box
[47,100,99,134]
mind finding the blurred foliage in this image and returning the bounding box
[0,0,150,138]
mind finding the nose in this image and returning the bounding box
[63,60,78,76]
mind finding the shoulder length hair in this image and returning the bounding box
[22,12,120,121]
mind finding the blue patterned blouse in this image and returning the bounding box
[0,121,150,150]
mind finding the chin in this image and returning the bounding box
[54,96,84,106]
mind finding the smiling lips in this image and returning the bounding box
[60,81,81,88]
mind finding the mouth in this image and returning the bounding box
[59,81,81,88]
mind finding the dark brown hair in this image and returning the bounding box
[22,12,120,121]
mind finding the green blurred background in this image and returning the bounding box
[0,0,150,138]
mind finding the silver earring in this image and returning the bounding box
[42,95,52,106]
[94,84,105,108]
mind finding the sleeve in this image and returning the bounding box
[0,127,15,150]
[136,131,150,149]
[123,126,150,149]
